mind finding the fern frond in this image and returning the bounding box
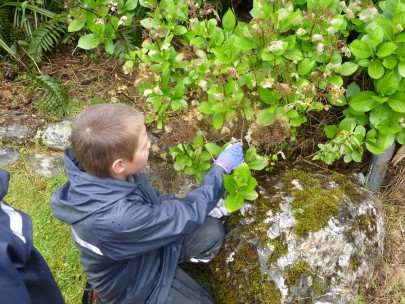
[27,15,68,62]
[113,26,143,59]
[25,74,69,116]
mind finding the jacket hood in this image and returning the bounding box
[0,169,10,201]
[51,149,139,225]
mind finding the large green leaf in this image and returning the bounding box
[68,19,86,32]
[244,190,258,201]
[224,192,244,212]
[223,174,238,193]
[78,34,103,50]
[376,71,399,96]
[204,143,222,157]
[349,39,372,59]
[388,92,405,113]
[212,112,224,129]
[222,9,236,32]
[123,0,138,10]
[284,49,304,61]
[339,62,358,76]
[349,91,378,112]
[398,61,405,77]
[368,61,384,79]
[383,55,397,69]
[376,42,397,58]
[297,58,316,75]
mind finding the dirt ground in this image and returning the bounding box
[1,46,404,303]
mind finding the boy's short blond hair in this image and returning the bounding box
[71,103,145,177]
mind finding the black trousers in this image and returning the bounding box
[166,217,225,304]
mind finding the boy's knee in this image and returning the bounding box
[204,217,225,247]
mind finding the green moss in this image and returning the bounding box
[281,170,344,237]
[267,234,288,265]
[349,252,361,271]
[357,212,377,239]
[285,259,311,286]
[330,172,362,202]
[211,238,282,304]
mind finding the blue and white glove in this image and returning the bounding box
[214,142,244,174]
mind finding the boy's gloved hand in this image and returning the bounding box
[214,142,244,174]
[208,199,230,218]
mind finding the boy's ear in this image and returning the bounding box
[111,159,125,175]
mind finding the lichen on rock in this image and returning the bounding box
[211,167,385,304]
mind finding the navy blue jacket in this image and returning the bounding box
[51,149,225,303]
[0,169,64,304]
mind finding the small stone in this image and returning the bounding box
[0,146,20,167]
[41,119,72,150]
[29,152,64,177]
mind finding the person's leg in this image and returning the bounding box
[166,267,216,304]
[178,216,225,263]
[166,217,224,304]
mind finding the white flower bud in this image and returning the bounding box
[268,40,284,52]
[317,43,324,54]
[312,34,324,41]
[327,27,335,35]
[296,28,306,36]
[260,77,275,89]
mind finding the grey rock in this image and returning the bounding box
[211,168,385,304]
[40,119,72,150]
[29,152,64,177]
[0,111,42,144]
[0,146,20,167]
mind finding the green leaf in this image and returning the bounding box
[284,49,304,61]
[325,125,338,138]
[297,58,316,75]
[223,175,238,193]
[383,55,397,69]
[212,112,224,129]
[339,118,356,131]
[104,38,114,55]
[78,34,102,50]
[349,91,378,112]
[346,82,360,99]
[368,61,385,79]
[173,25,187,35]
[224,192,244,212]
[233,36,255,51]
[395,33,405,42]
[123,0,138,11]
[328,75,343,87]
[339,62,358,76]
[257,107,276,126]
[349,39,372,59]
[375,17,394,41]
[244,190,258,201]
[351,151,362,162]
[388,92,405,113]
[376,71,399,96]
[376,42,397,58]
[198,101,213,114]
[398,61,405,77]
[204,143,222,157]
[68,19,86,32]
[222,9,236,32]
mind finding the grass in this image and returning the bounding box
[2,152,85,304]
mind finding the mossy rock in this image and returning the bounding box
[211,167,384,304]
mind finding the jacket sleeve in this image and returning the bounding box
[96,165,226,259]
[0,201,65,304]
